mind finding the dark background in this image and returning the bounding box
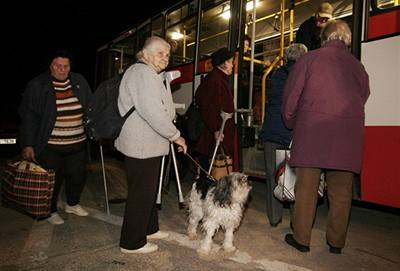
[3,1,178,127]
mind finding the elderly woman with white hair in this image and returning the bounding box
[282,20,370,254]
[261,43,307,228]
[115,36,187,254]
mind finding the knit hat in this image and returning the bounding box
[316,2,333,19]
[211,47,234,67]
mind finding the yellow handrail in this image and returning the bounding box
[243,56,268,65]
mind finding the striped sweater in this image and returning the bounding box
[48,78,86,146]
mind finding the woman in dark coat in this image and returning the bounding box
[282,20,370,254]
[261,43,307,227]
[195,47,235,172]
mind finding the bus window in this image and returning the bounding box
[136,23,151,51]
[167,4,189,27]
[95,47,114,86]
[376,0,400,9]
[252,0,353,63]
[152,15,164,37]
[111,32,138,75]
[198,1,230,59]
[166,0,198,66]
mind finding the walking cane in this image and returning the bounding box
[170,142,185,203]
[156,156,165,204]
[156,70,185,205]
[208,111,233,174]
[99,144,110,215]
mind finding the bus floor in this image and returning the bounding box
[1,157,399,271]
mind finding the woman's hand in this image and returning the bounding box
[22,146,37,163]
[214,131,224,142]
[174,136,187,154]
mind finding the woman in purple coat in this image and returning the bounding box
[282,20,370,254]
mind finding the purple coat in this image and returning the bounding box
[282,40,370,173]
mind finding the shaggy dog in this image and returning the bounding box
[187,172,252,254]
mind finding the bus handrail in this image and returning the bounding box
[261,55,281,123]
[242,56,268,66]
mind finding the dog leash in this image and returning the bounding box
[185,153,217,182]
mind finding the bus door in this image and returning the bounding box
[359,0,400,208]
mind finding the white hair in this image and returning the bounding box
[321,19,352,46]
[136,36,171,61]
[285,43,308,61]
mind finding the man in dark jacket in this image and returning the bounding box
[261,43,307,227]
[195,47,235,174]
[19,50,92,225]
[295,2,333,50]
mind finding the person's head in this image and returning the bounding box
[285,43,308,62]
[315,2,333,28]
[211,47,234,76]
[244,35,251,54]
[49,50,72,81]
[137,36,171,73]
[320,19,352,46]
[168,39,178,53]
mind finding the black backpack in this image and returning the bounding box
[86,72,135,141]
[184,100,205,142]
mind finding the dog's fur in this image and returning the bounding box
[187,172,252,254]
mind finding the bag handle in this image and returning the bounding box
[219,145,231,174]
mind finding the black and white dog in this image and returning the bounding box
[187,172,252,254]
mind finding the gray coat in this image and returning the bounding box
[115,63,180,159]
[282,40,370,173]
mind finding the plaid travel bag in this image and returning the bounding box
[1,160,55,219]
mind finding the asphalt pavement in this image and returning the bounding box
[0,158,399,271]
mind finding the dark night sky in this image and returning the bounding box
[4,1,178,116]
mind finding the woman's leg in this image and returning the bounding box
[120,156,162,250]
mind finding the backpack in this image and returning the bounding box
[184,101,205,142]
[86,72,135,141]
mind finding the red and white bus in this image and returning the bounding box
[95,0,399,208]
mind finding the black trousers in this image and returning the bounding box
[120,156,162,250]
[38,145,87,213]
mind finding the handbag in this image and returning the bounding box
[273,149,325,202]
[210,146,232,181]
[1,160,55,218]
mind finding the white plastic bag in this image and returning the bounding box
[274,149,325,201]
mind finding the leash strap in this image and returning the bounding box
[185,153,217,182]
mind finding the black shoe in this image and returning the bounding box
[285,234,310,252]
[327,242,342,254]
[270,219,282,227]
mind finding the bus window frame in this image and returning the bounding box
[370,0,400,15]
[151,14,165,37]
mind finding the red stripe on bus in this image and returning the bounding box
[361,126,400,208]
[368,9,400,39]
[169,59,212,86]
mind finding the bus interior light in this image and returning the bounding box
[220,4,231,20]
[170,31,184,40]
[246,0,260,11]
